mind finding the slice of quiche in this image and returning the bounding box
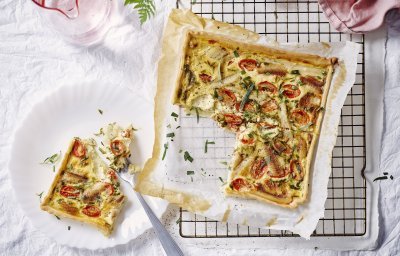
[41,137,126,236]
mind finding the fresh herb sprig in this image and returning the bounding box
[41,152,61,165]
[124,0,156,24]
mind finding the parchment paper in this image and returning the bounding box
[136,9,360,239]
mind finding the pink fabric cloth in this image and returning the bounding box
[319,0,400,33]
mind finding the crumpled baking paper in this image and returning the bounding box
[136,9,360,239]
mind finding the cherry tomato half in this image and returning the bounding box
[82,205,101,217]
[199,73,212,83]
[238,59,257,71]
[60,186,80,198]
[282,84,301,99]
[110,140,126,156]
[72,139,86,158]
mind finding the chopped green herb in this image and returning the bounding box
[322,70,327,76]
[187,170,195,175]
[55,215,60,220]
[220,161,228,166]
[179,149,183,153]
[101,141,104,146]
[36,191,44,200]
[241,70,246,75]
[167,124,171,128]
[176,126,181,129]
[94,128,105,136]
[289,184,301,190]
[52,165,55,172]
[166,132,175,138]
[204,140,215,153]
[213,88,219,99]
[162,143,169,161]
[68,226,71,231]
[41,151,61,165]
[291,70,300,75]
[390,175,394,180]
[195,108,200,123]
[99,148,106,154]
[218,177,224,183]
[243,76,251,82]
[373,176,388,182]
[184,151,193,162]
[176,217,181,224]
[171,112,179,118]
[383,172,388,175]
[240,82,255,111]
[233,50,239,57]
[98,109,103,115]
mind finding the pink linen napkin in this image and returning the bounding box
[319,0,400,33]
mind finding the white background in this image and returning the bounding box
[1,0,399,255]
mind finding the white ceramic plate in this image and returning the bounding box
[9,82,168,249]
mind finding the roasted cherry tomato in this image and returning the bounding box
[264,179,279,191]
[199,73,212,83]
[257,81,277,94]
[104,183,114,195]
[261,99,278,113]
[235,100,256,112]
[82,205,101,217]
[300,75,323,88]
[110,140,126,156]
[231,178,250,191]
[240,138,255,144]
[224,114,242,125]
[218,88,237,107]
[107,169,118,181]
[60,186,80,198]
[238,59,257,71]
[291,109,310,126]
[72,139,86,158]
[282,84,301,99]
[299,92,321,109]
[250,158,268,179]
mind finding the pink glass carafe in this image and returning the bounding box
[32,0,114,45]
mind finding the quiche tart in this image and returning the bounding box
[40,137,127,236]
[173,31,337,208]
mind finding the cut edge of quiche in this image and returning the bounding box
[173,30,337,208]
[40,137,126,236]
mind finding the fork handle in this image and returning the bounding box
[135,192,185,256]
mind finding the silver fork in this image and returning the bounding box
[116,161,184,256]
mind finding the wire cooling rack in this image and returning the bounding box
[176,0,366,238]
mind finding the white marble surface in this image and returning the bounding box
[0,0,399,255]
